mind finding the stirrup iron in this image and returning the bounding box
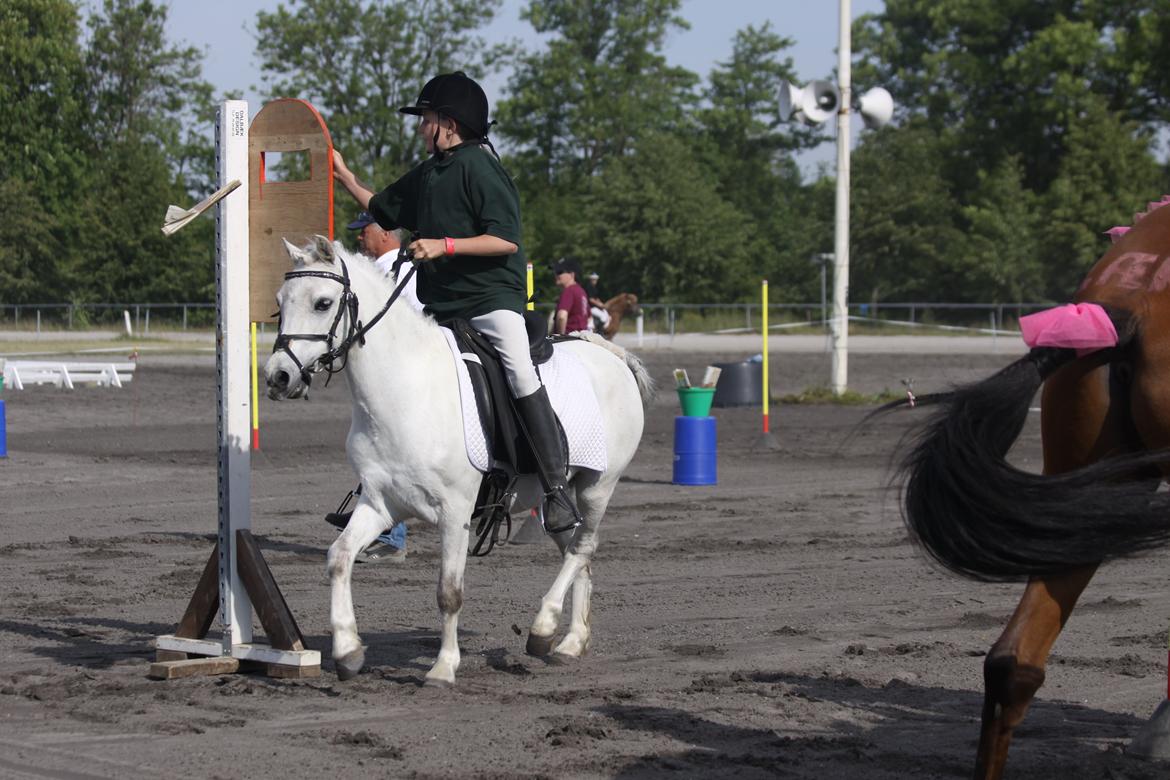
[541,487,583,535]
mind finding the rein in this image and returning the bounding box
[273,247,419,387]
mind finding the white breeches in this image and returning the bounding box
[469,309,541,398]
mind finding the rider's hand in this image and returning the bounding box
[332,149,350,182]
[409,238,447,262]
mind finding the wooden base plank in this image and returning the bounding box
[148,657,240,680]
[241,660,322,679]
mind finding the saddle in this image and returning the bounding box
[442,311,574,554]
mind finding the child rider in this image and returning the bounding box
[331,71,581,533]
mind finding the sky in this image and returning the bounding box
[163,0,886,174]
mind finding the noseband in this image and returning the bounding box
[273,250,418,387]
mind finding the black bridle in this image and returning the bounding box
[273,248,418,388]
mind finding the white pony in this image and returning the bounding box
[264,236,652,684]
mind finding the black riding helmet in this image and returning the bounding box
[399,71,491,140]
[399,73,444,117]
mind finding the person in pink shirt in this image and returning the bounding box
[553,258,590,334]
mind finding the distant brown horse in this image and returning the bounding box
[600,293,639,340]
[893,198,1170,778]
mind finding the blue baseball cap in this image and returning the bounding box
[346,212,376,230]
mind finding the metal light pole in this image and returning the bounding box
[831,0,852,394]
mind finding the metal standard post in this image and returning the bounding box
[215,100,253,652]
[754,280,780,450]
[831,0,852,394]
[762,281,770,433]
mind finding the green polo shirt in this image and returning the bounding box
[368,144,527,322]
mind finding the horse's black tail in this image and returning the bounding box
[900,322,1170,582]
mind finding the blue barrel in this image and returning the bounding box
[0,399,6,458]
[673,415,716,485]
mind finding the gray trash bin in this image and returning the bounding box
[711,360,762,408]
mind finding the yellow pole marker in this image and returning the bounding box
[526,262,534,311]
[762,280,770,434]
[250,321,260,450]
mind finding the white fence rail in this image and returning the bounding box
[2,360,136,390]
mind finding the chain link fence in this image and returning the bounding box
[0,304,215,334]
[0,301,1053,336]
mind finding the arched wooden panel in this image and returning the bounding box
[248,99,333,322]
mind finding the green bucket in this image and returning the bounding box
[677,387,716,417]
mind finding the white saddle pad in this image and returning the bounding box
[439,330,607,474]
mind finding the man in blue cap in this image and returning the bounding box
[348,211,420,309]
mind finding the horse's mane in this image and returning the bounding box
[325,241,440,341]
[604,292,637,309]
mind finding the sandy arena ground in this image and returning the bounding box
[2,338,1169,779]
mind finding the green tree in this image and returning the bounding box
[952,157,1043,303]
[849,122,965,302]
[254,0,508,235]
[566,133,753,302]
[1038,99,1166,296]
[691,22,828,302]
[497,0,699,278]
[852,0,1169,302]
[81,0,218,302]
[0,0,89,302]
[497,0,697,181]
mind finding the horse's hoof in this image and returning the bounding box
[526,632,556,657]
[423,676,454,688]
[335,648,365,681]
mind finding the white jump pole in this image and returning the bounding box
[216,99,253,651]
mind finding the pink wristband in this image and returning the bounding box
[445,237,456,256]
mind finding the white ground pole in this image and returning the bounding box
[216,99,253,651]
[830,0,852,394]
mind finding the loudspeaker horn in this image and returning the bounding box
[858,86,894,129]
[798,80,840,124]
[777,81,803,122]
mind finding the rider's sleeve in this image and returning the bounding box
[466,155,522,245]
[368,163,423,231]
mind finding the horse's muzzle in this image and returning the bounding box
[265,355,310,400]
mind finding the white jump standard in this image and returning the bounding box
[152,99,321,679]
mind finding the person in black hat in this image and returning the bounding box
[331,72,582,534]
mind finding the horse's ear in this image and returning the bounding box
[313,234,335,263]
[282,237,307,267]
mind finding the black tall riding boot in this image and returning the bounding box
[514,386,584,534]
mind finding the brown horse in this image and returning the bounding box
[600,293,639,340]
[895,198,1170,779]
